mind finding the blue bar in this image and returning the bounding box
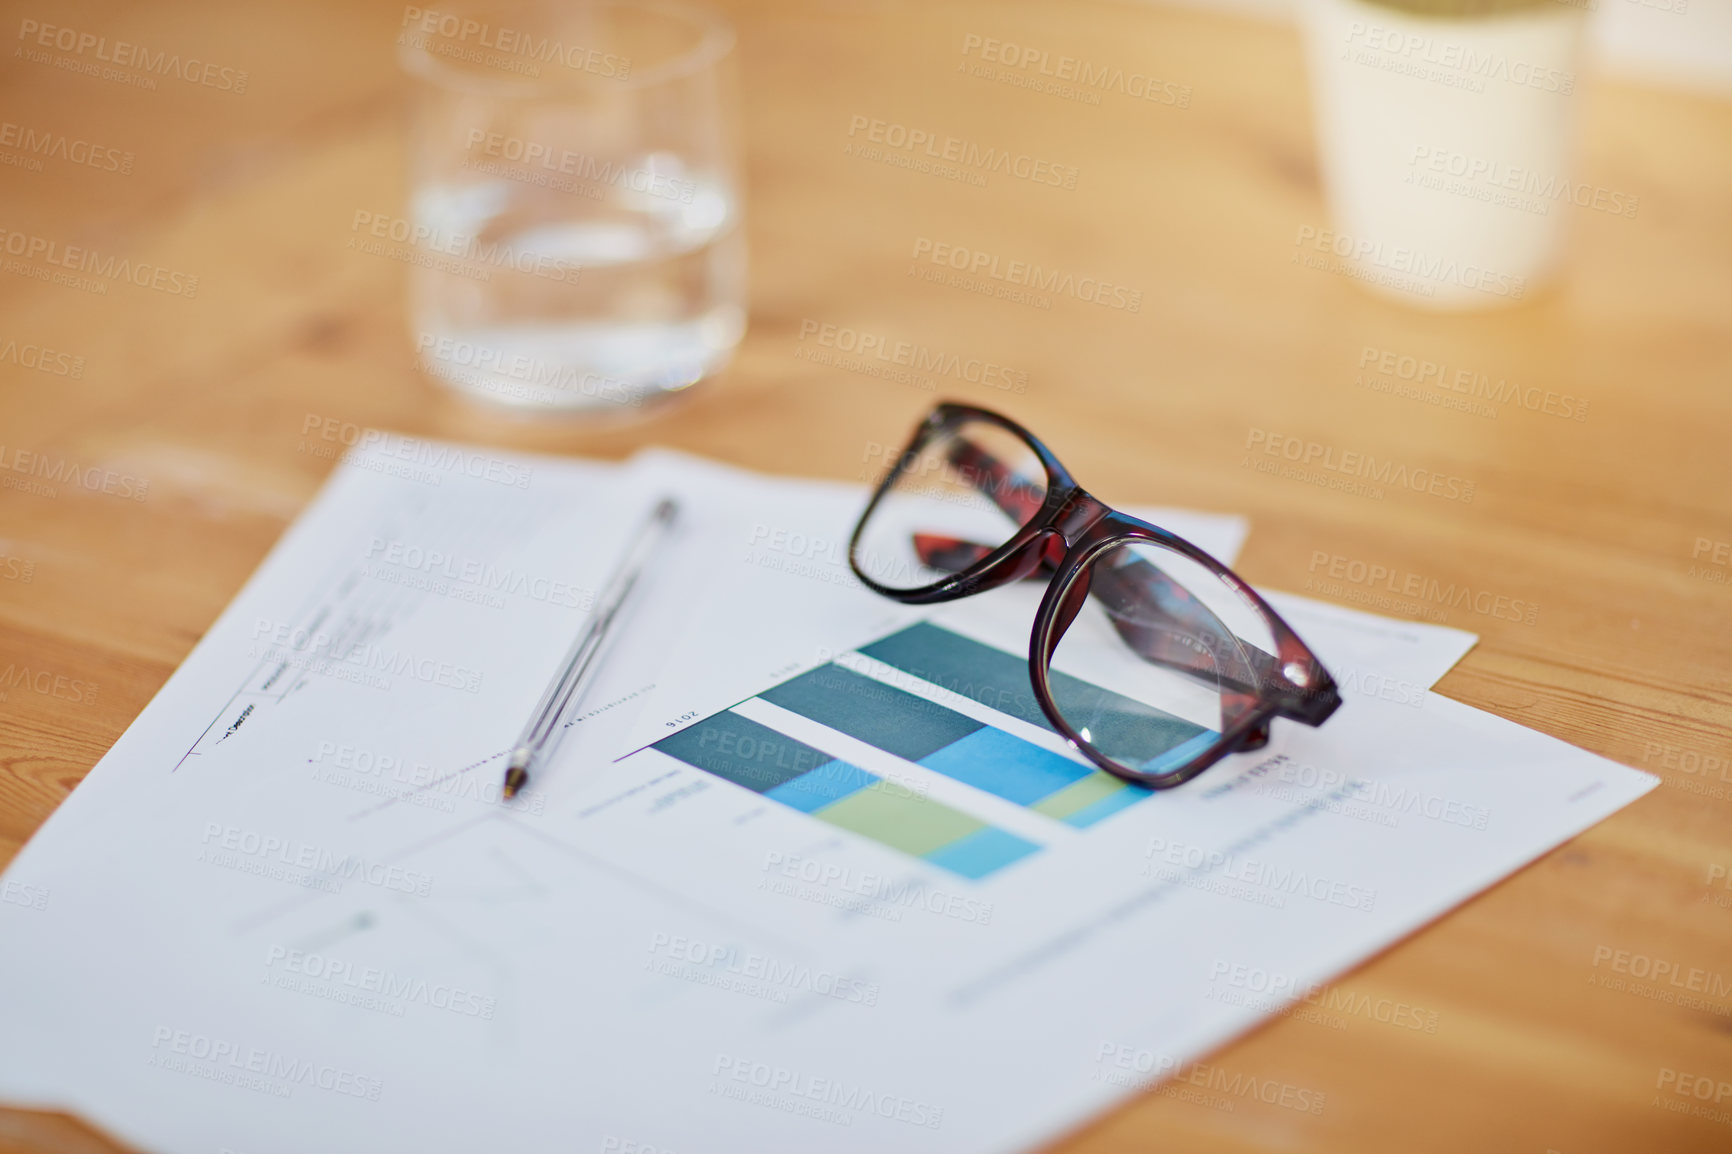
[922,827,1041,879]
[1137,729,1221,776]
[764,760,878,813]
[919,727,1092,806]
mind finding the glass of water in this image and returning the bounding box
[399,0,745,413]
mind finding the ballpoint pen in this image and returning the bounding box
[502,497,679,800]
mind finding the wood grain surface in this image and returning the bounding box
[1,1,1729,1151]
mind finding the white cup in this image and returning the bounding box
[1301,0,1588,309]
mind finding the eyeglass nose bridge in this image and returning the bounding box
[968,491,1109,596]
[1047,489,1114,548]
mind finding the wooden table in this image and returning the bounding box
[2,0,1729,1150]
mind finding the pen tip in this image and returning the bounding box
[503,766,527,799]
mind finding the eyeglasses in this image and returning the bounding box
[849,402,1341,789]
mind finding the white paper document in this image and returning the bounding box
[0,438,1654,1154]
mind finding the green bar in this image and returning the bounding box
[1030,771,1130,820]
[814,787,985,858]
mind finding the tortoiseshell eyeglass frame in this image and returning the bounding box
[849,402,1342,789]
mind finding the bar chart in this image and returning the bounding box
[652,622,1211,880]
